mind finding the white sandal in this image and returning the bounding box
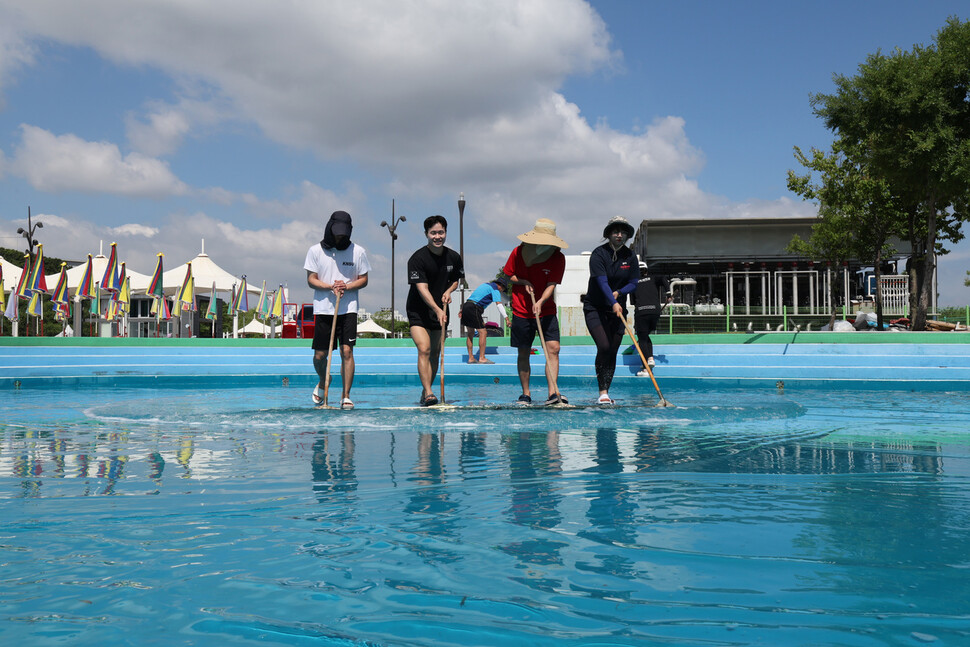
[340,397,354,410]
[311,385,323,405]
[597,393,614,405]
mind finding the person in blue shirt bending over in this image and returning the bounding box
[459,275,509,363]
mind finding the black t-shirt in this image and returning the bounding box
[406,245,464,314]
[632,274,669,317]
[583,243,638,312]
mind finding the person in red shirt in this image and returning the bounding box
[502,218,569,405]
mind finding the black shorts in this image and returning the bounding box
[407,306,448,330]
[510,313,560,348]
[459,301,486,330]
[312,313,358,350]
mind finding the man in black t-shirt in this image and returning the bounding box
[406,215,464,406]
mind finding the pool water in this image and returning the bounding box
[2,383,970,646]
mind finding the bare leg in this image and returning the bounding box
[339,344,355,399]
[313,350,330,390]
[411,326,434,398]
[516,346,532,397]
[466,331,476,363]
[544,339,560,398]
[477,328,488,361]
[429,329,442,384]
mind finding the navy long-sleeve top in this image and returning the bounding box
[583,243,639,312]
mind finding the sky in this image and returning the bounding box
[1,0,968,312]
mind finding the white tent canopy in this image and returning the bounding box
[58,253,153,295]
[2,256,24,288]
[238,318,279,337]
[358,318,391,337]
[163,240,262,300]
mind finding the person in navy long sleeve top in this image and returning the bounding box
[583,216,639,404]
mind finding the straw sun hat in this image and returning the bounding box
[516,218,569,249]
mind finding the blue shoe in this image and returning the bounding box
[517,394,532,404]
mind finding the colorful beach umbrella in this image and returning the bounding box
[27,244,49,295]
[152,295,172,321]
[3,285,18,322]
[16,254,32,299]
[54,301,70,323]
[176,262,194,311]
[92,282,102,319]
[27,291,42,318]
[52,263,69,306]
[76,254,96,300]
[117,273,131,315]
[204,282,218,321]
[101,242,121,292]
[236,276,249,312]
[270,286,284,321]
[146,253,164,300]
[254,280,267,318]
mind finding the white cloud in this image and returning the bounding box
[125,107,190,157]
[10,125,189,197]
[111,223,159,237]
[0,19,35,108]
[125,97,227,157]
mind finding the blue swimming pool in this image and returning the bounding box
[2,382,970,646]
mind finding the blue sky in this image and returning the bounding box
[1,0,968,311]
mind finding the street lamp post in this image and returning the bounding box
[380,199,406,337]
[457,193,467,337]
[17,206,44,261]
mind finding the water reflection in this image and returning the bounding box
[574,429,638,591]
[500,431,568,591]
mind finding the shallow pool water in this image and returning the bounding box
[2,383,970,646]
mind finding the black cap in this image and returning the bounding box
[322,210,353,250]
[328,210,352,238]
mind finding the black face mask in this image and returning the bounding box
[333,235,351,251]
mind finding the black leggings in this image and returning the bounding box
[584,308,626,392]
[636,314,659,360]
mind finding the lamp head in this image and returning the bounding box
[380,221,388,227]
[400,215,406,222]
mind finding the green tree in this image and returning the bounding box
[371,308,411,338]
[808,17,970,329]
[788,146,903,329]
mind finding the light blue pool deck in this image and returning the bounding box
[3,331,970,389]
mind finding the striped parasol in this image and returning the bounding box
[27,244,49,295]
[176,262,194,311]
[76,254,96,300]
[101,242,121,292]
[52,262,70,306]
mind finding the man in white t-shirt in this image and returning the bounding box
[304,210,371,409]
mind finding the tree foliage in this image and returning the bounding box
[787,146,903,328]
[804,17,970,329]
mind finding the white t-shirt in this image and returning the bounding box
[304,242,371,315]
